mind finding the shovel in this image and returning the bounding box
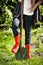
[15,1,28,60]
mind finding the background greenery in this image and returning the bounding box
[0,0,17,25]
[0,0,43,25]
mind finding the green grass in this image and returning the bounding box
[0,26,43,65]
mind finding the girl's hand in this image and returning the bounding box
[18,0,22,3]
[28,5,36,12]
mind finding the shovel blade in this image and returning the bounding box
[15,47,28,60]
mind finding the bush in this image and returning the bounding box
[0,5,13,26]
[40,5,43,15]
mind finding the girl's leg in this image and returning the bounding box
[11,17,20,53]
[24,15,34,58]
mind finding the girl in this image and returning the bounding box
[11,0,43,58]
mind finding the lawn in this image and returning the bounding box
[0,25,43,65]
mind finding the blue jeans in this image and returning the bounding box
[12,15,34,45]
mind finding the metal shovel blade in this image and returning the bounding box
[15,47,28,60]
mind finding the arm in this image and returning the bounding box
[29,0,43,12]
[33,0,43,9]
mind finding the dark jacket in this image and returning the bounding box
[34,0,42,22]
[13,0,21,18]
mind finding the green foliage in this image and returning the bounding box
[0,26,43,65]
[40,5,43,15]
[0,5,13,25]
[0,0,17,26]
[31,24,43,44]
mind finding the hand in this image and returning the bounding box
[28,5,36,12]
[18,0,22,3]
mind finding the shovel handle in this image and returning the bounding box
[20,0,23,47]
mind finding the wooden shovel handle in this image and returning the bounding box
[20,0,23,46]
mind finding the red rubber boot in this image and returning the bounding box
[25,44,31,59]
[11,34,20,54]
